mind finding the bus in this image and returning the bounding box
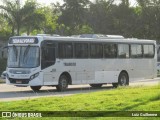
[157,44,160,76]
[6,35,157,91]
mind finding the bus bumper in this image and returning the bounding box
[6,76,43,87]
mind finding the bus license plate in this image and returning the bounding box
[16,80,22,84]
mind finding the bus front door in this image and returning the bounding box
[41,42,56,85]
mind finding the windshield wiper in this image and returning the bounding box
[13,45,18,61]
[23,45,31,63]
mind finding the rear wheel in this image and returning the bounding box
[118,72,129,86]
[90,84,103,88]
[56,75,68,92]
[30,86,41,91]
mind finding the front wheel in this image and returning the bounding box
[30,86,41,91]
[90,84,103,88]
[118,72,129,86]
[56,75,68,92]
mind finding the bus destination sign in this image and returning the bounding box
[9,37,38,44]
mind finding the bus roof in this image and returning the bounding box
[9,35,156,45]
[42,36,156,44]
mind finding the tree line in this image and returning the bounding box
[0,0,160,41]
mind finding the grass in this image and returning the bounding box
[1,85,160,111]
[0,85,160,120]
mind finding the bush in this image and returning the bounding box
[0,58,7,74]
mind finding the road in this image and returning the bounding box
[0,78,159,102]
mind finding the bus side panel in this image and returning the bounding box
[95,71,119,83]
[138,59,156,79]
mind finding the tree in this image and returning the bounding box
[0,17,11,40]
[58,0,90,34]
[38,7,57,35]
[0,0,47,36]
[87,0,115,34]
[0,0,19,35]
[22,0,45,35]
[110,1,138,37]
[136,0,160,39]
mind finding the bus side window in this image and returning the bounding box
[118,44,129,58]
[59,43,73,58]
[131,44,143,58]
[90,43,103,58]
[143,45,154,58]
[75,43,88,58]
[104,44,117,58]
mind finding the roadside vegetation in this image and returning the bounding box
[0,79,5,83]
[0,58,7,80]
[0,85,159,119]
[0,58,7,77]
[1,0,160,40]
[0,85,159,111]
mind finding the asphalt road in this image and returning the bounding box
[0,78,159,102]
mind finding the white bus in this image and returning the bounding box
[157,44,160,76]
[6,35,157,91]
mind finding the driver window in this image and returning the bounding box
[41,42,56,69]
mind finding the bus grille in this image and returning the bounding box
[9,78,30,84]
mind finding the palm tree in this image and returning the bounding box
[0,0,46,35]
[0,0,19,35]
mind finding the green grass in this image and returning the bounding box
[0,85,159,119]
[1,85,160,111]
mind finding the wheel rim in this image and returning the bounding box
[61,78,67,89]
[120,75,127,85]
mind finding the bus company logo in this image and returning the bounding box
[64,62,76,66]
[2,112,11,118]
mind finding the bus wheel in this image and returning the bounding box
[118,72,129,86]
[56,75,68,92]
[30,86,41,91]
[90,84,103,88]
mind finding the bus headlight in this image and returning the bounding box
[30,72,39,80]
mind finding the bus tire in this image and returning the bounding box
[30,86,41,91]
[90,84,103,88]
[118,72,129,86]
[56,75,68,92]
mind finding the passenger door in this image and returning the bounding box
[41,41,56,85]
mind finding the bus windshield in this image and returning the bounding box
[7,46,40,68]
